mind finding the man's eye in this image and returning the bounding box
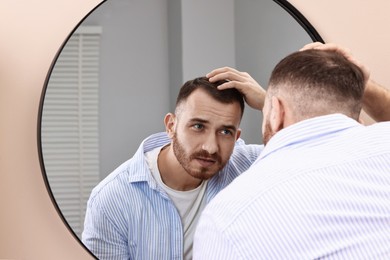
[221,129,233,135]
[193,124,204,130]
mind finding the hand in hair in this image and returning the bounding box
[206,66,266,111]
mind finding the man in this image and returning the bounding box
[83,42,387,259]
[193,49,390,259]
[82,77,265,260]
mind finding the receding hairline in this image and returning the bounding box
[175,87,244,117]
[175,77,245,118]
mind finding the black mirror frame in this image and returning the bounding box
[37,0,323,258]
[274,0,324,42]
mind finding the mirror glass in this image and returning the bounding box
[40,0,319,248]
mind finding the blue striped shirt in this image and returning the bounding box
[82,132,262,260]
[194,114,390,260]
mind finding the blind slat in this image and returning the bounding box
[41,26,101,239]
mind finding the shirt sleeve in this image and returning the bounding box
[193,210,243,260]
[82,196,129,260]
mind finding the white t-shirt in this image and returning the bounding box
[146,146,208,260]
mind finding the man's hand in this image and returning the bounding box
[207,66,266,111]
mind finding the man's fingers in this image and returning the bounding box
[217,81,244,91]
[300,42,352,57]
[208,71,247,83]
[299,41,324,51]
[207,67,237,78]
[207,67,246,81]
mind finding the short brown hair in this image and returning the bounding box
[268,49,365,119]
[176,77,245,118]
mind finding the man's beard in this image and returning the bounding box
[172,132,224,180]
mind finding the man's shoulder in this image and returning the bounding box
[89,157,152,207]
[232,139,263,160]
[89,159,133,201]
[90,132,169,201]
[366,121,390,138]
[209,140,263,187]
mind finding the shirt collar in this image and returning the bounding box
[126,132,247,185]
[258,114,362,161]
[128,132,171,184]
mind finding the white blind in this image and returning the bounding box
[41,26,102,239]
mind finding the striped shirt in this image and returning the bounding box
[82,132,262,260]
[194,114,390,260]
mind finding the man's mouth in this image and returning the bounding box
[195,157,216,167]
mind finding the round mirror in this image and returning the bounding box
[39,0,322,256]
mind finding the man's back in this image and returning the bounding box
[194,115,390,259]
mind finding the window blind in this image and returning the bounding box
[41,26,102,239]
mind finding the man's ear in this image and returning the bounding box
[164,113,176,138]
[236,128,242,141]
[270,96,285,133]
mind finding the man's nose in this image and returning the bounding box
[201,134,218,154]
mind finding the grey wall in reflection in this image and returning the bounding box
[77,0,311,180]
[42,0,313,239]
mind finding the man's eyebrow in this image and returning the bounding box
[188,118,209,124]
[189,118,237,131]
[222,124,237,132]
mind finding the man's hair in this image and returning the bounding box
[175,76,245,118]
[268,49,365,120]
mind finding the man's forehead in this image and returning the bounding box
[184,88,230,107]
[188,88,211,99]
[176,88,241,119]
[176,88,203,105]
[176,89,212,111]
[180,105,241,127]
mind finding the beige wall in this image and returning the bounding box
[1,0,389,259]
[290,0,390,87]
[0,1,102,259]
[289,0,390,124]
